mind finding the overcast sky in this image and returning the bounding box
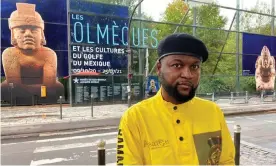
[142,0,274,24]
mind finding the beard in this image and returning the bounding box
[160,73,198,103]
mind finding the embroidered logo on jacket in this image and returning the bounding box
[144,139,170,149]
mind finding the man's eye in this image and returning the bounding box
[172,64,182,68]
[191,65,200,69]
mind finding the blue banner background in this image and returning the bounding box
[69,0,129,75]
[1,0,130,77]
[1,0,68,77]
[242,32,276,76]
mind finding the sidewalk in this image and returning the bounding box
[1,98,276,136]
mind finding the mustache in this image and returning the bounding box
[176,81,194,87]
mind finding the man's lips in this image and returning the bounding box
[177,84,191,89]
[177,82,193,90]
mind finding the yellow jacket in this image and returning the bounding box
[117,90,235,165]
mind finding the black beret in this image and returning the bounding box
[157,33,209,62]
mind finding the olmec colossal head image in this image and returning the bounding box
[1,3,64,105]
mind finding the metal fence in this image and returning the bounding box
[126,0,276,96]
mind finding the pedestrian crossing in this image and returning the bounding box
[2,131,119,165]
[33,138,117,153]
[30,158,74,166]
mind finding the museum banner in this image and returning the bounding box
[0,0,158,104]
[0,0,67,104]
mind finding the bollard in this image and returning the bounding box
[59,96,62,119]
[91,94,94,117]
[9,83,14,107]
[230,92,234,104]
[261,90,264,103]
[245,91,248,103]
[97,140,106,165]
[32,95,35,106]
[273,91,276,102]
[212,92,215,102]
[234,125,241,165]
[10,88,13,107]
[15,97,17,106]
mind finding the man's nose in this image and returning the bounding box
[180,67,193,79]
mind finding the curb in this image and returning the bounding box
[240,140,276,155]
[1,126,119,140]
[223,108,276,116]
[1,108,275,138]
[1,117,120,137]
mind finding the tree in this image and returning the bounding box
[240,1,273,35]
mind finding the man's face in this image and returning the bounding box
[13,25,42,50]
[157,54,201,103]
[150,80,155,86]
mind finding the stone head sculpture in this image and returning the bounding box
[9,3,46,51]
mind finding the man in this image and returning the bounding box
[1,3,64,104]
[116,33,235,165]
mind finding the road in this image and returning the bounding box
[2,113,276,165]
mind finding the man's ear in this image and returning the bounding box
[156,61,161,76]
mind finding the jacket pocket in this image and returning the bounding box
[150,146,176,165]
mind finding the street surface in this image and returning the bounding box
[2,113,276,165]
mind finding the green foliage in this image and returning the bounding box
[198,76,235,93]
[240,76,256,92]
[240,1,273,35]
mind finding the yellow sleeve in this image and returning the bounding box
[116,108,143,165]
[218,108,236,165]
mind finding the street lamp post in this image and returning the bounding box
[127,0,144,107]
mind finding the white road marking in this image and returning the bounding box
[106,163,116,166]
[37,131,117,143]
[30,148,117,166]
[33,138,117,153]
[89,148,116,153]
[264,120,276,123]
[30,158,74,166]
[2,132,117,146]
[226,120,235,124]
[245,117,256,120]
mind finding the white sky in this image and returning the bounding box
[142,0,274,25]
